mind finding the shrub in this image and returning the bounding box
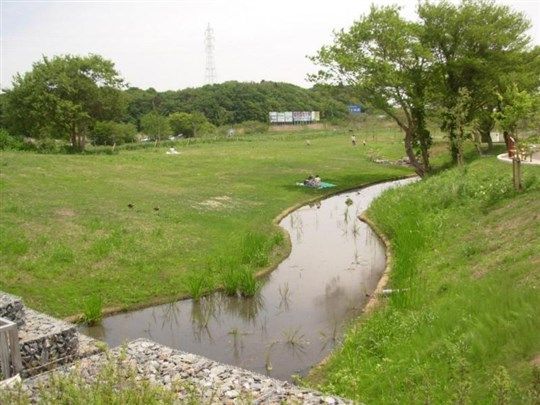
[35,138,62,153]
[0,128,23,150]
[169,112,214,138]
[140,112,172,141]
[92,121,137,146]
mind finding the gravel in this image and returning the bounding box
[22,339,350,404]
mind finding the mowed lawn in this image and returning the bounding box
[0,130,411,318]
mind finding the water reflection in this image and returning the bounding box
[81,178,416,381]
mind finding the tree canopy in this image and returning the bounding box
[140,111,172,141]
[124,81,351,129]
[310,5,434,175]
[311,0,539,174]
[3,54,125,151]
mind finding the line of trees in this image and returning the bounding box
[0,58,353,151]
[311,0,540,176]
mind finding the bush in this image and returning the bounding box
[0,128,23,150]
[168,112,214,138]
[168,112,193,137]
[238,120,269,135]
[140,112,172,140]
[92,121,137,146]
[35,138,62,153]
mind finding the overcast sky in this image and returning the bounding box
[1,0,539,91]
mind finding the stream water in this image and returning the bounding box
[80,178,415,381]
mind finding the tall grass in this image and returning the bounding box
[83,295,103,325]
[214,230,280,297]
[310,158,540,403]
[239,231,271,267]
[184,272,207,301]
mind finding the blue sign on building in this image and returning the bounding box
[348,104,362,114]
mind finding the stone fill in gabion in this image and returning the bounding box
[18,309,79,375]
[15,308,99,376]
[0,292,25,326]
[23,339,349,404]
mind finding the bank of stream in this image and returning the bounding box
[80,178,415,381]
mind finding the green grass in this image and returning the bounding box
[82,295,103,325]
[0,129,413,318]
[308,157,540,403]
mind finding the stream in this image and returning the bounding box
[80,178,415,381]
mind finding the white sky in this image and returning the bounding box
[1,0,539,91]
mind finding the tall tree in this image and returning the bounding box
[419,0,535,161]
[4,54,125,151]
[310,5,434,176]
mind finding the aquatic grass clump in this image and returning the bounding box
[220,265,261,297]
[237,266,261,297]
[240,231,270,267]
[184,272,207,300]
[83,295,103,325]
[221,266,242,296]
[217,230,282,297]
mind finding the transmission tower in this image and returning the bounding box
[204,23,216,85]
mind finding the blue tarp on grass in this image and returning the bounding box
[296,181,336,189]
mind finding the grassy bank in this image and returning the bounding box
[0,130,412,318]
[309,157,540,403]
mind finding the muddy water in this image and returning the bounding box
[81,178,414,381]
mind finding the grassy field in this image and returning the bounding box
[308,155,540,403]
[0,129,413,318]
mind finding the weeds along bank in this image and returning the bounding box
[309,157,540,403]
[0,131,411,318]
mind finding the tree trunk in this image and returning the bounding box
[480,130,493,150]
[70,132,85,152]
[477,112,494,150]
[404,129,425,177]
[418,127,431,173]
[70,133,77,149]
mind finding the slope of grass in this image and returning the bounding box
[309,157,540,403]
[0,130,412,317]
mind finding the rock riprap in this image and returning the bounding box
[22,339,349,404]
[0,292,25,326]
[0,292,101,377]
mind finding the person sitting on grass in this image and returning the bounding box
[304,175,315,186]
[314,175,321,187]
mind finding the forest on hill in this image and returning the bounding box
[123,81,353,128]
